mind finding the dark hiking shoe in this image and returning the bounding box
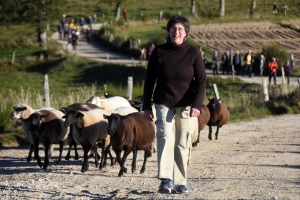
[158,178,172,194]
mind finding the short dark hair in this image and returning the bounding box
[167,15,190,35]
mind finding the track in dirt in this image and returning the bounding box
[190,21,300,64]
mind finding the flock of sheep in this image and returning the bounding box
[9,95,230,177]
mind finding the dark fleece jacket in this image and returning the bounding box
[142,41,206,111]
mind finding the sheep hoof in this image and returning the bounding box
[192,142,197,147]
[123,167,127,173]
[208,137,212,140]
[75,154,79,160]
[65,155,70,161]
[132,168,136,174]
[26,157,31,163]
[111,158,117,166]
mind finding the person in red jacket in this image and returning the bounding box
[268,57,278,85]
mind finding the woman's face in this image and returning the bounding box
[169,23,187,45]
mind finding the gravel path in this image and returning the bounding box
[1,114,299,199]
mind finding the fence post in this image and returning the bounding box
[262,78,269,102]
[212,84,220,100]
[127,77,133,100]
[44,74,51,107]
[131,58,136,67]
[11,51,15,64]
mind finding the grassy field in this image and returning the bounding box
[1,0,300,146]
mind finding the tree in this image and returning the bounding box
[0,0,63,45]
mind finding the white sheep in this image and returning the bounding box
[27,109,70,169]
[10,103,55,162]
[87,96,131,110]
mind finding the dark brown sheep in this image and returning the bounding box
[207,98,230,140]
[103,112,155,177]
[27,109,69,169]
[192,105,211,147]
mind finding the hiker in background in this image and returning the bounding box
[79,17,85,32]
[93,14,97,24]
[268,57,278,85]
[282,4,289,16]
[243,50,254,78]
[221,51,230,75]
[57,22,64,40]
[233,51,242,75]
[212,51,219,76]
[72,31,79,51]
[283,60,292,85]
[123,10,129,23]
[273,2,278,15]
[86,27,91,43]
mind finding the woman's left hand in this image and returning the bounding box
[190,108,200,117]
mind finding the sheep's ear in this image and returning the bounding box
[103,114,109,119]
[60,108,67,114]
[62,115,66,119]
[14,106,27,112]
[74,111,84,118]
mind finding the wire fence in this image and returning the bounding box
[0,50,39,64]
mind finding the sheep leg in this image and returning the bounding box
[215,121,220,140]
[98,140,106,170]
[43,144,50,169]
[131,150,137,173]
[93,144,99,168]
[56,141,64,165]
[81,144,92,173]
[140,150,151,174]
[27,144,34,162]
[208,126,213,140]
[108,149,116,166]
[118,150,131,177]
[33,137,42,168]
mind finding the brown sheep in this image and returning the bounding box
[207,98,230,140]
[60,103,100,160]
[192,105,211,147]
[103,112,155,177]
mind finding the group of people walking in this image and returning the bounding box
[210,50,292,85]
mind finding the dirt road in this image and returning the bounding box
[1,114,299,199]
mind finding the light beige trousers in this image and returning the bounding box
[155,104,193,185]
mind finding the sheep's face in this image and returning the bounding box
[28,113,44,134]
[63,110,79,127]
[207,98,220,110]
[104,113,121,136]
[10,106,27,119]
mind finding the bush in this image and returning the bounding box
[254,43,289,76]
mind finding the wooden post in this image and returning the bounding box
[11,51,15,64]
[212,84,220,100]
[44,75,51,107]
[281,67,286,84]
[127,77,133,100]
[262,78,269,102]
[298,78,300,87]
[104,84,107,92]
[131,58,136,67]
[106,53,109,60]
[190,0,196,17]
[219,0,225,17]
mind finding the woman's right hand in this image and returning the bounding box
[143,110,154,121]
